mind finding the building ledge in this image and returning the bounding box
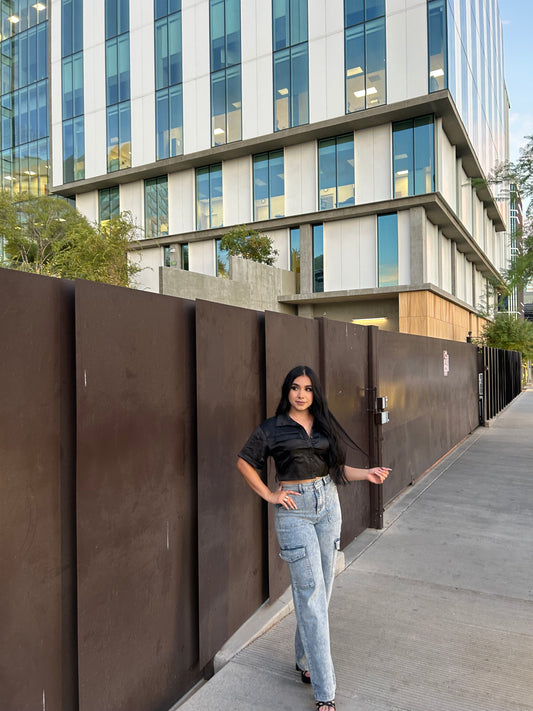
[278,282,483,317]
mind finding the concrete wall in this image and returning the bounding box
[160,256,297,314]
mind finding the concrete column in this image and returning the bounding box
[297,304,315,319]
[409,206,426,286]
[299,223,313,294]
[450,241,457,297]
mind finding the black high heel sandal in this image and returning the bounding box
[316,702,335,710]
[295,663,311,684]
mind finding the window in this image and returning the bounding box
[272,0,308,131]
[344,0,386,113]
[428,0,447,92]
[145,176,168,239]
[312,224,323,292]
[181,243,189,270]
[155,1,183,159]
[253,150,284,220]
[378,213,398,287]
[393,115,434,198]
[106,0,130,172]
[196,163,223,230]
[62,0,84,183]
[318,134,355,210]
[216,238,229,277]
[99,186,120,224]
[0,7,49,195]
[290,226,300,292]
[210,0,241,146]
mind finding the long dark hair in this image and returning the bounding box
[275,365,367,485]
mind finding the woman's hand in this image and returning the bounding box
[268,484,301,510]
[367,466,391,484]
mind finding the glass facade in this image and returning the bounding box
[145,175,168,239]
[253,150,284,220]
[446,0,506,175]
[318,133,355,210]
[427,0,447,92]
[312,223,323,292]
[377,213,398,287]
[62,0,84,183]
[0,0,48,194]
[99,185,120,223]
[272,0,308,131]
[393,115,434,198]
[196,163,223,230]
[106,0,131,172]
[210,0,241,146]
[154,0,182,160]
[344,0,386,113]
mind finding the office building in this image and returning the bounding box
[2,1,511,341]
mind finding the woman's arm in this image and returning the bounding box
[344,465,391,484]
[237,457,300,509]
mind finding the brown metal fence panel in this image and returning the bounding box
[377,330,479,505]
[320,319,372,546]
[0,269,77,711]
[264,311,321,600]
[75,281,200,711]
[196,301,267,668]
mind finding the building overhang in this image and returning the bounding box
[277,283,486,318]
[131,192,503,283]
[51,90,505,232]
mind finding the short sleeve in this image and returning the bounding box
[238,425,268,472]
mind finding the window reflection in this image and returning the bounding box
[273,0,308,131]
[155,5,183,159]
[290,226,300,292]
[253,149,285,220]
[393,115,434,198]
[145,176,169,239]
[209,0,241,146]
[344,0,385,113]
[99,186,120,225]
[378,213,398,287]
[196,163,223,230]
[216,238,229,278]
[428,0,447,92]
[318,133,354,210]
[1,2,49,194]
[312,224,323,293]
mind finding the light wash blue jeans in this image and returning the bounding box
[275,475,341,703]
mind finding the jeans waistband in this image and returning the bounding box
[281,474,332,492]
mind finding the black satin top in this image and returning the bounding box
[238,414,330,481]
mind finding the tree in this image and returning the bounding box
[219,225,279,266]
[478,313,533,361]
[0,192,141,287]
[490,135,533,290]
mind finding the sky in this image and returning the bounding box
[498,0,533,162]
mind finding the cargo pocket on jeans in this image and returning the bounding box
[279,546,314,590]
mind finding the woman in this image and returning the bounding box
[237,365,390,711]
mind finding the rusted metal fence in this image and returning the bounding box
[0,269,520,711]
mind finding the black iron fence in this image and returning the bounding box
[0,269,521,711]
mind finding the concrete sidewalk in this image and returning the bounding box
[177,389,533,711]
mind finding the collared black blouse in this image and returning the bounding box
[238,413,330,481]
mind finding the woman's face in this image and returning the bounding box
[288,375,314,414]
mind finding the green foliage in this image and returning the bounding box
[478,314,533,361]
[0,191,141,287]
[490,135,533,290]
[219,225,278,266]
